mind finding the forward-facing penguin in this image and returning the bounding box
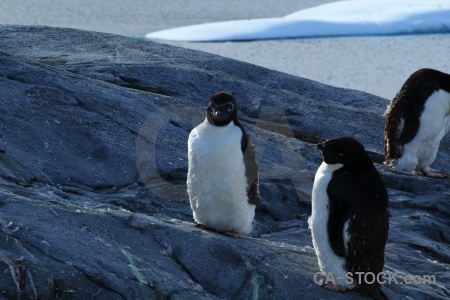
[187,91,259,236]
[309,137,389,299]
[384,68,450,178]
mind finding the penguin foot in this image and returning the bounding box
[224,231,241,238]
[421,167,447,178]
[195,223,213,230]
[322,282,347,292]
[195,224,241,237]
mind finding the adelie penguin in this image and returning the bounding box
[385,68,450,178]
[309,137,389,300]
[187,91,259,236]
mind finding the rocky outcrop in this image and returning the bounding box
[0,25,448,299]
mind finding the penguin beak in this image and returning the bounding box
[317,143,325,152]
[213,110,221,118]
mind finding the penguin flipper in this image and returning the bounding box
[345,209,389,300]
[235,120,260,205]
[326,191,349,258]
[247,178,260,205]
[345,200,389,269]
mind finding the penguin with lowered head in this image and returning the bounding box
[385,68,450,178]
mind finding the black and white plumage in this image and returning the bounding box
[187,91,259,236]
[384,68,450,178]
[309,137,389,299]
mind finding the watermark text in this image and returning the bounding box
[314,271,436,285]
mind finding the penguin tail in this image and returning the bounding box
[375,289,389,300]
[359,283,389,300]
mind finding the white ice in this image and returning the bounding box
[145,0,450,41]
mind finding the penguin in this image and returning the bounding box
[187,91,259,236]
[309,137,389,299]
[384,68,450,178]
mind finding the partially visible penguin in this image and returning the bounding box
[384,68,450,178]
[309,137,389,299]
[187,91,259,236]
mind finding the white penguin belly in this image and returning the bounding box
[187,119,254,235]
[397,90,450,172]
[309,162,355,288]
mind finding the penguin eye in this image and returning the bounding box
[338,153,344,156]
[226,103,235,113]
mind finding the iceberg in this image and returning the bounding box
[145,0,450,41]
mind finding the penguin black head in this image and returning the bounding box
[317,137,371,166]
[206,91,237,126]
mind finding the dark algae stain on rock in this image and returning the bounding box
[0,25,448,299]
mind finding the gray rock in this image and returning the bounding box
[0,25,448,299]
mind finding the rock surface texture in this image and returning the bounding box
[0,26,448,299]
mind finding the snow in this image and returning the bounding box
[145,0,450,42]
